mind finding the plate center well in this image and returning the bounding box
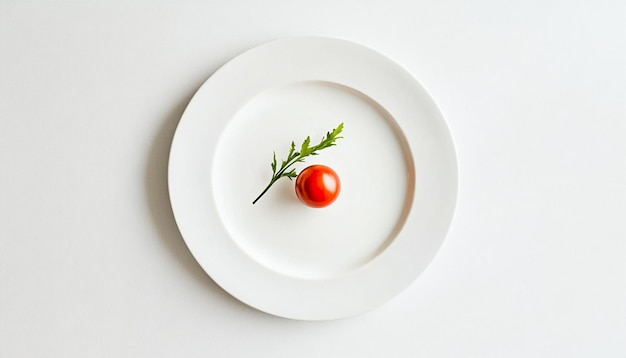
[213,81,414,279]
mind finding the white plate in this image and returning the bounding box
[168,37,457,320]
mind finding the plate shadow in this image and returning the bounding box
[144,85,262,316]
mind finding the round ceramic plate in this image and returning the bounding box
[168,37,457,320]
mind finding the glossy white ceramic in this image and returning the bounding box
[168,37,457,320]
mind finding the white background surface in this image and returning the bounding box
[1,0,624,357]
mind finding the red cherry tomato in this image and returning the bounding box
[295,165,341,208]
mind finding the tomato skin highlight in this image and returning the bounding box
[295,165,341,208]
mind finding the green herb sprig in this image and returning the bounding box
[252,123,344,204]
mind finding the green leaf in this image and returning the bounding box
[331,122,344,138]
[288,141,296,159]
[300,136,311,156]
[285,169,297,179]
